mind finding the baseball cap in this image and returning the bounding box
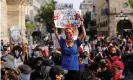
[43,59,53,66]
[4,62,15,69]
[18,64,31,74]
[49,66,65,75]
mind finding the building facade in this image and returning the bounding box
[80,0,95,15]
[0,0,29,43]
[0,0,8,42]
[96,0,133,37]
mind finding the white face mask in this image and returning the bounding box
[15,50,19,57]
[102,47,106,51]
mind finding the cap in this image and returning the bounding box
[112,61,124,70]
[50,66,65,75]
[4,62,15,69]
[43,59,53,66]
[18,64,31,74]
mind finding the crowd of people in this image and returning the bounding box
[0,13,133,80]
[1,35,133,80]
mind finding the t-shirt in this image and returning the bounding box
[59,38,82,70]
[79,63,87,72]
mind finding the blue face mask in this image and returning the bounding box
[34,51,38,57]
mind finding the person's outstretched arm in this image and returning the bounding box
[54,25,60,41]
[78,15,86,42]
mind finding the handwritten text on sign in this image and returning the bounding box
[54,9,81,28]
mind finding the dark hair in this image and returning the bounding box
[12,46,22,52]
[3,45,10,51]
[34,57,44,63]
[80,51,88,59]
[125,46,130,51]
[100,62,107,69]
[113,42,118,47]
[79,69,97,80]
[89,63,101,72]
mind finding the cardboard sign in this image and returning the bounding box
[56,3,73,10]
[9,26,21,43]
[54,9,81,28]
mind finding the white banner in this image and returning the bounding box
[54,9,81,28]
[56,3,73,10]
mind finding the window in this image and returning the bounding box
[123,3,128,8]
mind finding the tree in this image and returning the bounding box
[129,0,133,9]
[35,0,56,33]
[25,23,37,33]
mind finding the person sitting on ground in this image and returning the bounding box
[30,57,51,80]
[49,66,65,80]
[97,59,113,80]
[1,62,20,80]
[78,57,88,72]
[12,45,24,68]
[18,64,31,80]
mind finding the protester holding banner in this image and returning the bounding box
[54,12,86,80]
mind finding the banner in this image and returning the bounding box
[56,3,73,10]
[54,9,81,28]
[9,25,21,43]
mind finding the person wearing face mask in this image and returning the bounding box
[30,57,51,80]
[97,59,113,80]
[18,64,31,80]
[107,46,121,70]
[108,46,121,57]
[49,66,65,80]
[12,45,23,68]
[54,12,86,80]
[1,46,15,69]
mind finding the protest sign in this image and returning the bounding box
[56,3,73,10]
[9,25,21,43]
[54,9,81,28]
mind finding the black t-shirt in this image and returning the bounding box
[98,69,112,80]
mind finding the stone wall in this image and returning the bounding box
[0,0,29,43]
[109,0,133,37]
[0,0,8,42]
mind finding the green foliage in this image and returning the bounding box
[129,0,133,8]
[35,0,56,33]
[26,23,37,33]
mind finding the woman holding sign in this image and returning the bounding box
[54,13,86,80]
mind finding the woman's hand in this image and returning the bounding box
[75,13,86,42]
